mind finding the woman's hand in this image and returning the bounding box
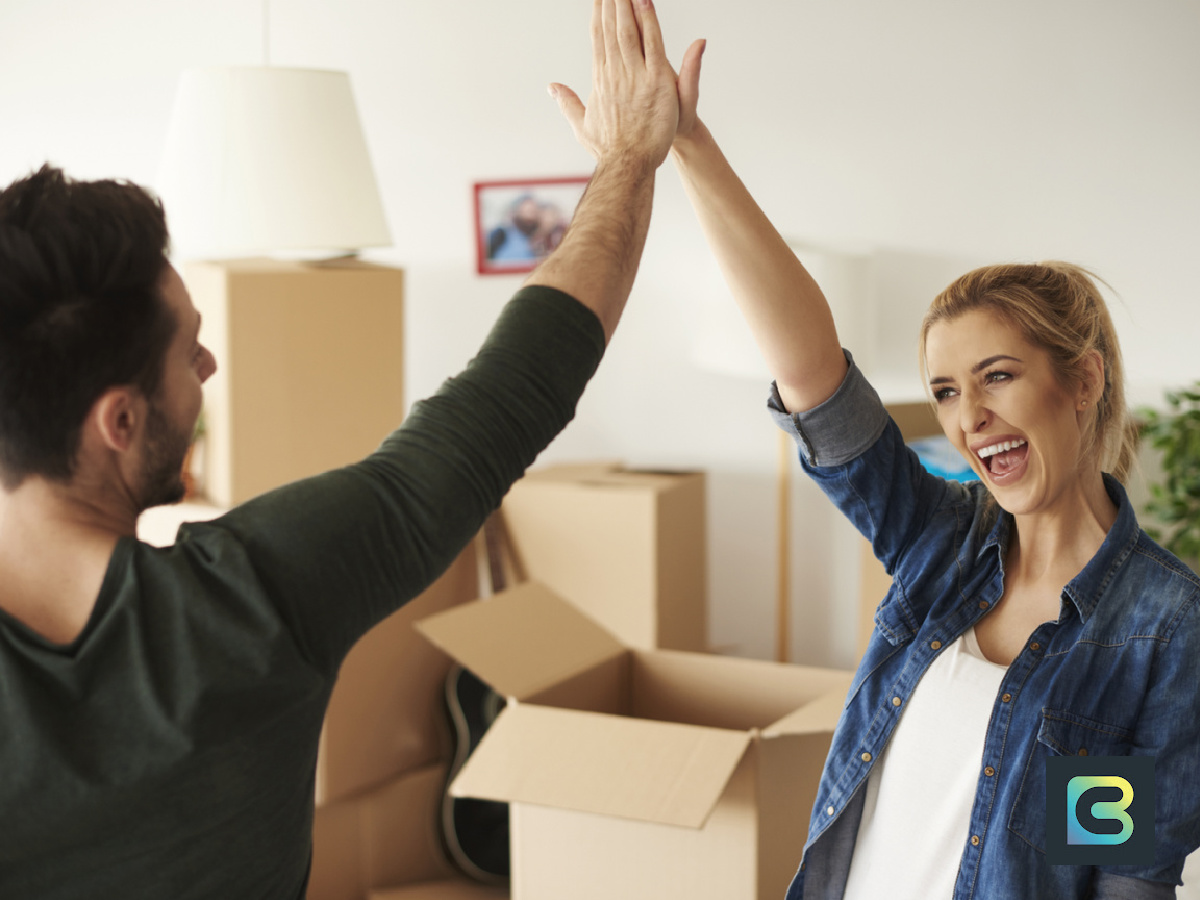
[675,37,707,143]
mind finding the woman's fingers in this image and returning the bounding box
[677,38,706,133]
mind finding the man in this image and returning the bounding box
[0,0,683,895]
[487,194,542,263]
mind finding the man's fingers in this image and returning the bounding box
[590,0,605,71]
[601,0,622,72]
[549,83,588,143]
[633,0,667,70]
[613,0,643,67]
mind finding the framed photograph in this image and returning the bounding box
[474,177,591,275]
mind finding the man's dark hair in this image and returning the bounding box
[0,165,177,489]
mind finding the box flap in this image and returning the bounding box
[763,673,855,737]
[415,582,625,700]
[450,703,752,829]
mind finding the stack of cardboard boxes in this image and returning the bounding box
[311,463,722,898]
[310,461,852,900]
[308,544,478,900]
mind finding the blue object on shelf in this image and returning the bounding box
[908,435,978,483]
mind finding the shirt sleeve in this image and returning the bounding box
[1089,872,1176,899]
[179,285,607,675]
[766,349,890,468]
[768,348,984,638]
[1095,592,1200,891]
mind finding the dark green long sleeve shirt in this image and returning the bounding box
[0,286,606,898]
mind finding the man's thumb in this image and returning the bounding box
[549,83,585,134]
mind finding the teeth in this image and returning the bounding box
[978,439,1026,459]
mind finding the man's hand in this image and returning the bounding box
[550,0,681,173]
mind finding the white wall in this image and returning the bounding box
[2,0,1198,668]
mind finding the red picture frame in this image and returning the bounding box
[474,177,591,275]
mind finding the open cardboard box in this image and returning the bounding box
[416,582,853,900]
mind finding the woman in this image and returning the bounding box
[667,39,1200,900]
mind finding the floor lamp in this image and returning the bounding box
[152,67,404,513]
[157,66,390,261]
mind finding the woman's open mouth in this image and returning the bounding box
[976,438,1029,483]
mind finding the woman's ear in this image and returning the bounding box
[1077,350,1106,410]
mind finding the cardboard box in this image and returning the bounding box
[416,582,852,900]
[311,762,458,900]
[501,463,707,651]
[185,257,405,508]
[317,542,477,807]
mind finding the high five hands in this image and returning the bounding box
[550,0,707,172]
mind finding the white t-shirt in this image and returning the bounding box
[842,626,1008,900]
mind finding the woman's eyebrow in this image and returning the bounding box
[928,354,1023,385]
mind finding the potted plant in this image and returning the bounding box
[1138,383,1200,569]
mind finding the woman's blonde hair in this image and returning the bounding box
[919,261,1137,483]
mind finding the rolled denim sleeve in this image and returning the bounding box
[1089,872,1175,898]
[767,350,890,468]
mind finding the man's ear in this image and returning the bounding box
[88,386,144,454]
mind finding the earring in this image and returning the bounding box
[1080,399,1089,409]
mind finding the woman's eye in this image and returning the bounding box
[932,386,957,402]
[985,371,1012,385]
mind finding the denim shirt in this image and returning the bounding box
[769,356,1200,900]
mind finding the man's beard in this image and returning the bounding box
[139,400,192,510]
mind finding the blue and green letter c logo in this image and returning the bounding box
[1066,775,1135,845]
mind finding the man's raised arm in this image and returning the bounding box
[532,0,682,341]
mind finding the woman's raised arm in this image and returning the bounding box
[670,41,848,413]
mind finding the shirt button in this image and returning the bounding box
[892,696,902,707]
[1001,693,1012,703]
[984,766,996,777]
[1030,642,1041,651]
[826,806,835,816]
[971,835,981,847]
[931,640,943,650]
[978,600,989,610]
[861,752,873,763]
[1078,748,1088,757]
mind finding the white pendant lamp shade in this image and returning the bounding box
[157,67,391,259]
